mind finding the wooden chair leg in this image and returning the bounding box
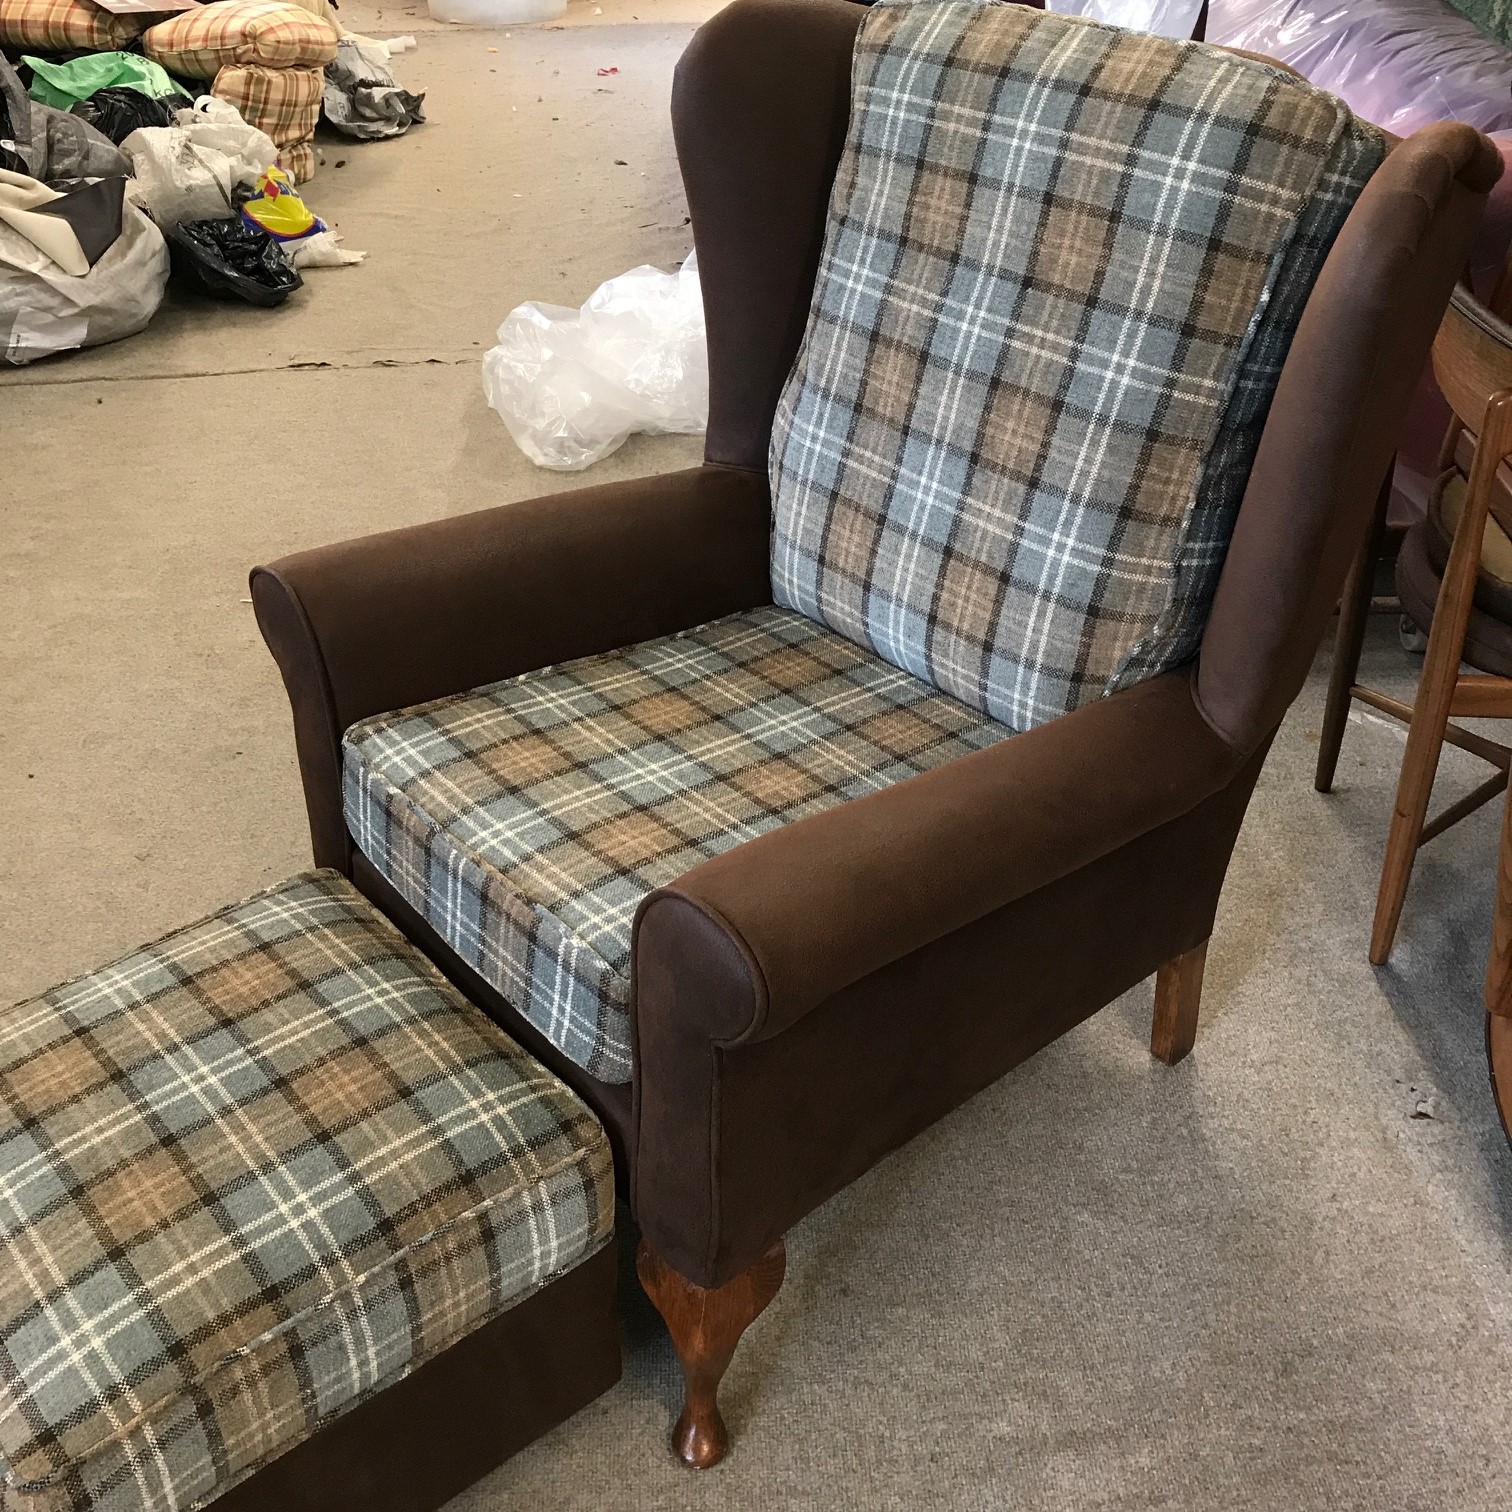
[1488,1012,1512,1147]
[1151,939,1208,1066]
[1485,782,1512,1145]
[636,1239,786,1469]
[1485,780,1512,1020]
[1370,682,1454,966]
[1316,468,1390,793]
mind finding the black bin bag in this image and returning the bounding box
[70,90,180,146]
[166,216,302,307]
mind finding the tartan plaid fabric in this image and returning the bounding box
[211,63,324,169]
[0,872,613,1512]
[345,606,1012,1083]
[0,0,142,50]
[275,138,316,186]
[770,1,1384,732]
[143,0,338,80]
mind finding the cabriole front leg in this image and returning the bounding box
[636,1239,786,1468]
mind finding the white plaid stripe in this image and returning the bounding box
[0,873,613,1512]
[770,1,1384,731]
[344,606,1013,1083]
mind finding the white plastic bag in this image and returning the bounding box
[121,100,278,229]
[1048,0,1205,38]
[121,130,233,228]
[0,198,169,365]
[482,253,708,470]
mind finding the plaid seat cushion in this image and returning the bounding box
[344,606,1013,1083]
[0,873,612,1512]
[770,1,1385,731]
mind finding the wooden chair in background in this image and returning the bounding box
[1316,277,1512,1140]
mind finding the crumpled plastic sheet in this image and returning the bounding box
[482,253,708,470]
[1207,0,1512,136]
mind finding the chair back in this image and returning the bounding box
[1434,285,1512,455]
[673,0,1502,751]
[1430,283,1512,570]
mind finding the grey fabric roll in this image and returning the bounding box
[323,39,426,141]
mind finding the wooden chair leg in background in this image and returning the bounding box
[1151,939,1208,1066]
[1484,781,1512,1144]
[637,1239,786,1469]
[1370,661,1456,966]
[1316,470,1391,794]
[1371,397,1512,965]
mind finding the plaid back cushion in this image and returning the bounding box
[0,872,612,1512]
[143,0,338,80]
[770,1,1385,731]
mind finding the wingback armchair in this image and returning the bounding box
[252,0,1498,1468]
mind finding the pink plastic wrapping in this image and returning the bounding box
[1047,1,1205,39]
[1208,0,1512,136]
[1210,0,1512,517]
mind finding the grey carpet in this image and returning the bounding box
[1,3,1508,1506]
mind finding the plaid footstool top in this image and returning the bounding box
[0,872,613,1512]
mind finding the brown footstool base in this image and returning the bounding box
[213,1242,620,1512]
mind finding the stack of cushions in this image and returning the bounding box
[340,2,1386,1085]
[143,0,338,183]
[0,0,146,51]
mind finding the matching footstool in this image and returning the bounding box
[0,872,619,1512]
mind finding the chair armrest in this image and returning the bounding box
[634,669,1246,1046]
[251,464,773,867]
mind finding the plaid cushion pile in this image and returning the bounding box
[0,0,143,50]
[771,0,1385,731]
[345,606,1012,1083]
[142,0,339,79]
[211,63,324,182]
[0,872,612,1512]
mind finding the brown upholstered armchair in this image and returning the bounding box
[251,0,1498,1468]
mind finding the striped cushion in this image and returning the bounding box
[0,0,142,50]
[143,0,338,80]
[344,606,1012,1083]
[770,1,1385,732]
[0,872,612,1512]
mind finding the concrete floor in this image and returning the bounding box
[2,4,1510,1507]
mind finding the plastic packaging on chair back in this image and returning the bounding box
[1208,0,1512,136]
[1047,0,1205,38]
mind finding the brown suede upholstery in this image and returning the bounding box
[252,0,1498,1292]
[1197,122,1503,753]
[253,465,774,871]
